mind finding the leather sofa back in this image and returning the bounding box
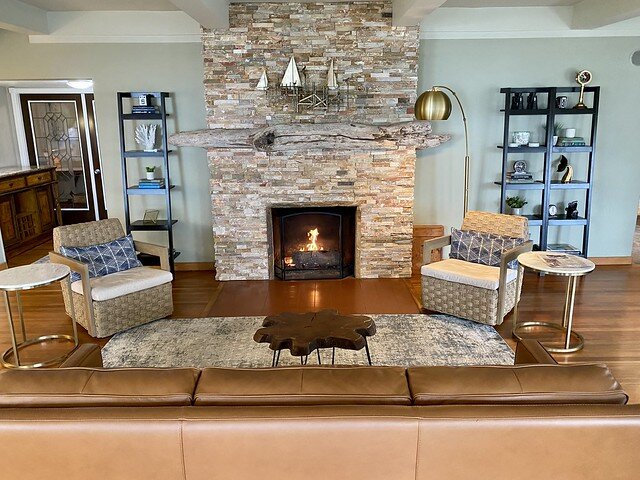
[0,367,200,407]
[408,364,628,405]
[195,366,411,406]
[0,363,628,408]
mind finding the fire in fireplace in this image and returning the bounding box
[271,206,356,280]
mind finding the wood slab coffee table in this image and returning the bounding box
[253,309,376,366]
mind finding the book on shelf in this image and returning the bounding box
[556,137,586,147]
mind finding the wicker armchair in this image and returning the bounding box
[421,211,533,326]
[49,218,173,338]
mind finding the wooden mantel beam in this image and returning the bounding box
[169,121,450,153]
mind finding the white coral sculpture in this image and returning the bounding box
[135,124,157,152]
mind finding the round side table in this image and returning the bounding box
[0,263,79,368]
[512,251,595,354]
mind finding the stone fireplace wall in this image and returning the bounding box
[202,2,419,280]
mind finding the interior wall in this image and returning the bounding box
[416,36,640,258]
[0,31,212,263]
[0,87,20,168]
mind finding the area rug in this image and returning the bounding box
[102,314,514,368]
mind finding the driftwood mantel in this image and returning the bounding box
[168,121,450,152]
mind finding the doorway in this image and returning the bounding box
[19,92,107,224]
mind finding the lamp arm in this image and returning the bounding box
[434,85,470,216]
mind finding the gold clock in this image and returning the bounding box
[574,69,592,109]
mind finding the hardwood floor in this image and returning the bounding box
[2,244,640,402]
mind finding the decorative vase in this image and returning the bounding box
[510,207,522,216]
[553,135,559,146]
[146,171,155,180]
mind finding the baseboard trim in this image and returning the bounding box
[175,262,215,271]
[588,256,633,266]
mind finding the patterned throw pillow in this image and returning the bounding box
[450,228,524,269]
[59,234,142,279]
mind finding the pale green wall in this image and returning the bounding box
[0,87,20,167]
[0,31,212,263]
[417,36,640,258]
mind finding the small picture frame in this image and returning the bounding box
[142,209,160,224]
[138,94,151,106]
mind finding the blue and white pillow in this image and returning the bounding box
[59,234,142,279]
[450,228,524,269]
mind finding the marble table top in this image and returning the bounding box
[0,165,54,180]
[517,251,595,276]
[0,264,71,290]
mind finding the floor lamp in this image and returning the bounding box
[415,86,470,217]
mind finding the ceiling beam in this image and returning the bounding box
[572,0,640,29]
[0,0,48,35]
[393,0,447,27]
[168,0,229,29]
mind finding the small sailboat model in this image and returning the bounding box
[327,59,338,90]
[255,68,268,91]
[281,56,301,88]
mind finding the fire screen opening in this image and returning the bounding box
[271,206,356,280]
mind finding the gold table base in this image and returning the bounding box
[512,269,586,354]
[1,274,79,369]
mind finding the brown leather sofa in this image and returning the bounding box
[0,341,638,480]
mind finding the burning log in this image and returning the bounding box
[291,251,341,270]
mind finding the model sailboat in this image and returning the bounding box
[281,56,301,88]
[255,68,268,91]
[327,59,338,90]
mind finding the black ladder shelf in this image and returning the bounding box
[497,86,599,256]
[117,91,179,272]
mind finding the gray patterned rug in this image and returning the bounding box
[102,314,514,368]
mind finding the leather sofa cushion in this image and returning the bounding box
[408,364,628,405]
[195,366,411,406]
[0,367,199,407]
[70,266,173,301]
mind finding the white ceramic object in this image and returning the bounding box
[146,171,155,180]
[564,128,576,138]
[512,131,530,146]
[553,135,559,146]
[135,124,157,152]
[510,207,522,216]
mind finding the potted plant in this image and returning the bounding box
[145,165,156,180]
[543,122,564,146]
[506,196,528,216]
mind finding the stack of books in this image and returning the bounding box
[547,243,581,255]
[138,179,165,189]
[506,172,534,183]
[132,105,159,115]
[556,137,586,147]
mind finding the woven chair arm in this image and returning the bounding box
[134,241,171,272]
[423,235,451,265]
[48,251,90,280]
[500,240,534,275]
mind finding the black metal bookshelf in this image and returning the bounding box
[117,91,179,272]
[497,86,600,256]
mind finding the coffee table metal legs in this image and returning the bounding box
[271,342,373,367]
[513,272,585,354]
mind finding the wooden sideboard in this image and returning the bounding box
[0,166,61,257]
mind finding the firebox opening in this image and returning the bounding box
[271,206,356,280]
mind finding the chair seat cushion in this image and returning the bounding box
[421,259,517,290]
[71,266,173,301]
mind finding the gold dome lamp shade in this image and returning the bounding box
[415,86,470,216]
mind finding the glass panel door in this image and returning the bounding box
[20,94,99,224]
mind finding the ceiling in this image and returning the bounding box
[442,0,582,6]
[19,0,178,11]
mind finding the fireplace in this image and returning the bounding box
[271,206,356,280]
